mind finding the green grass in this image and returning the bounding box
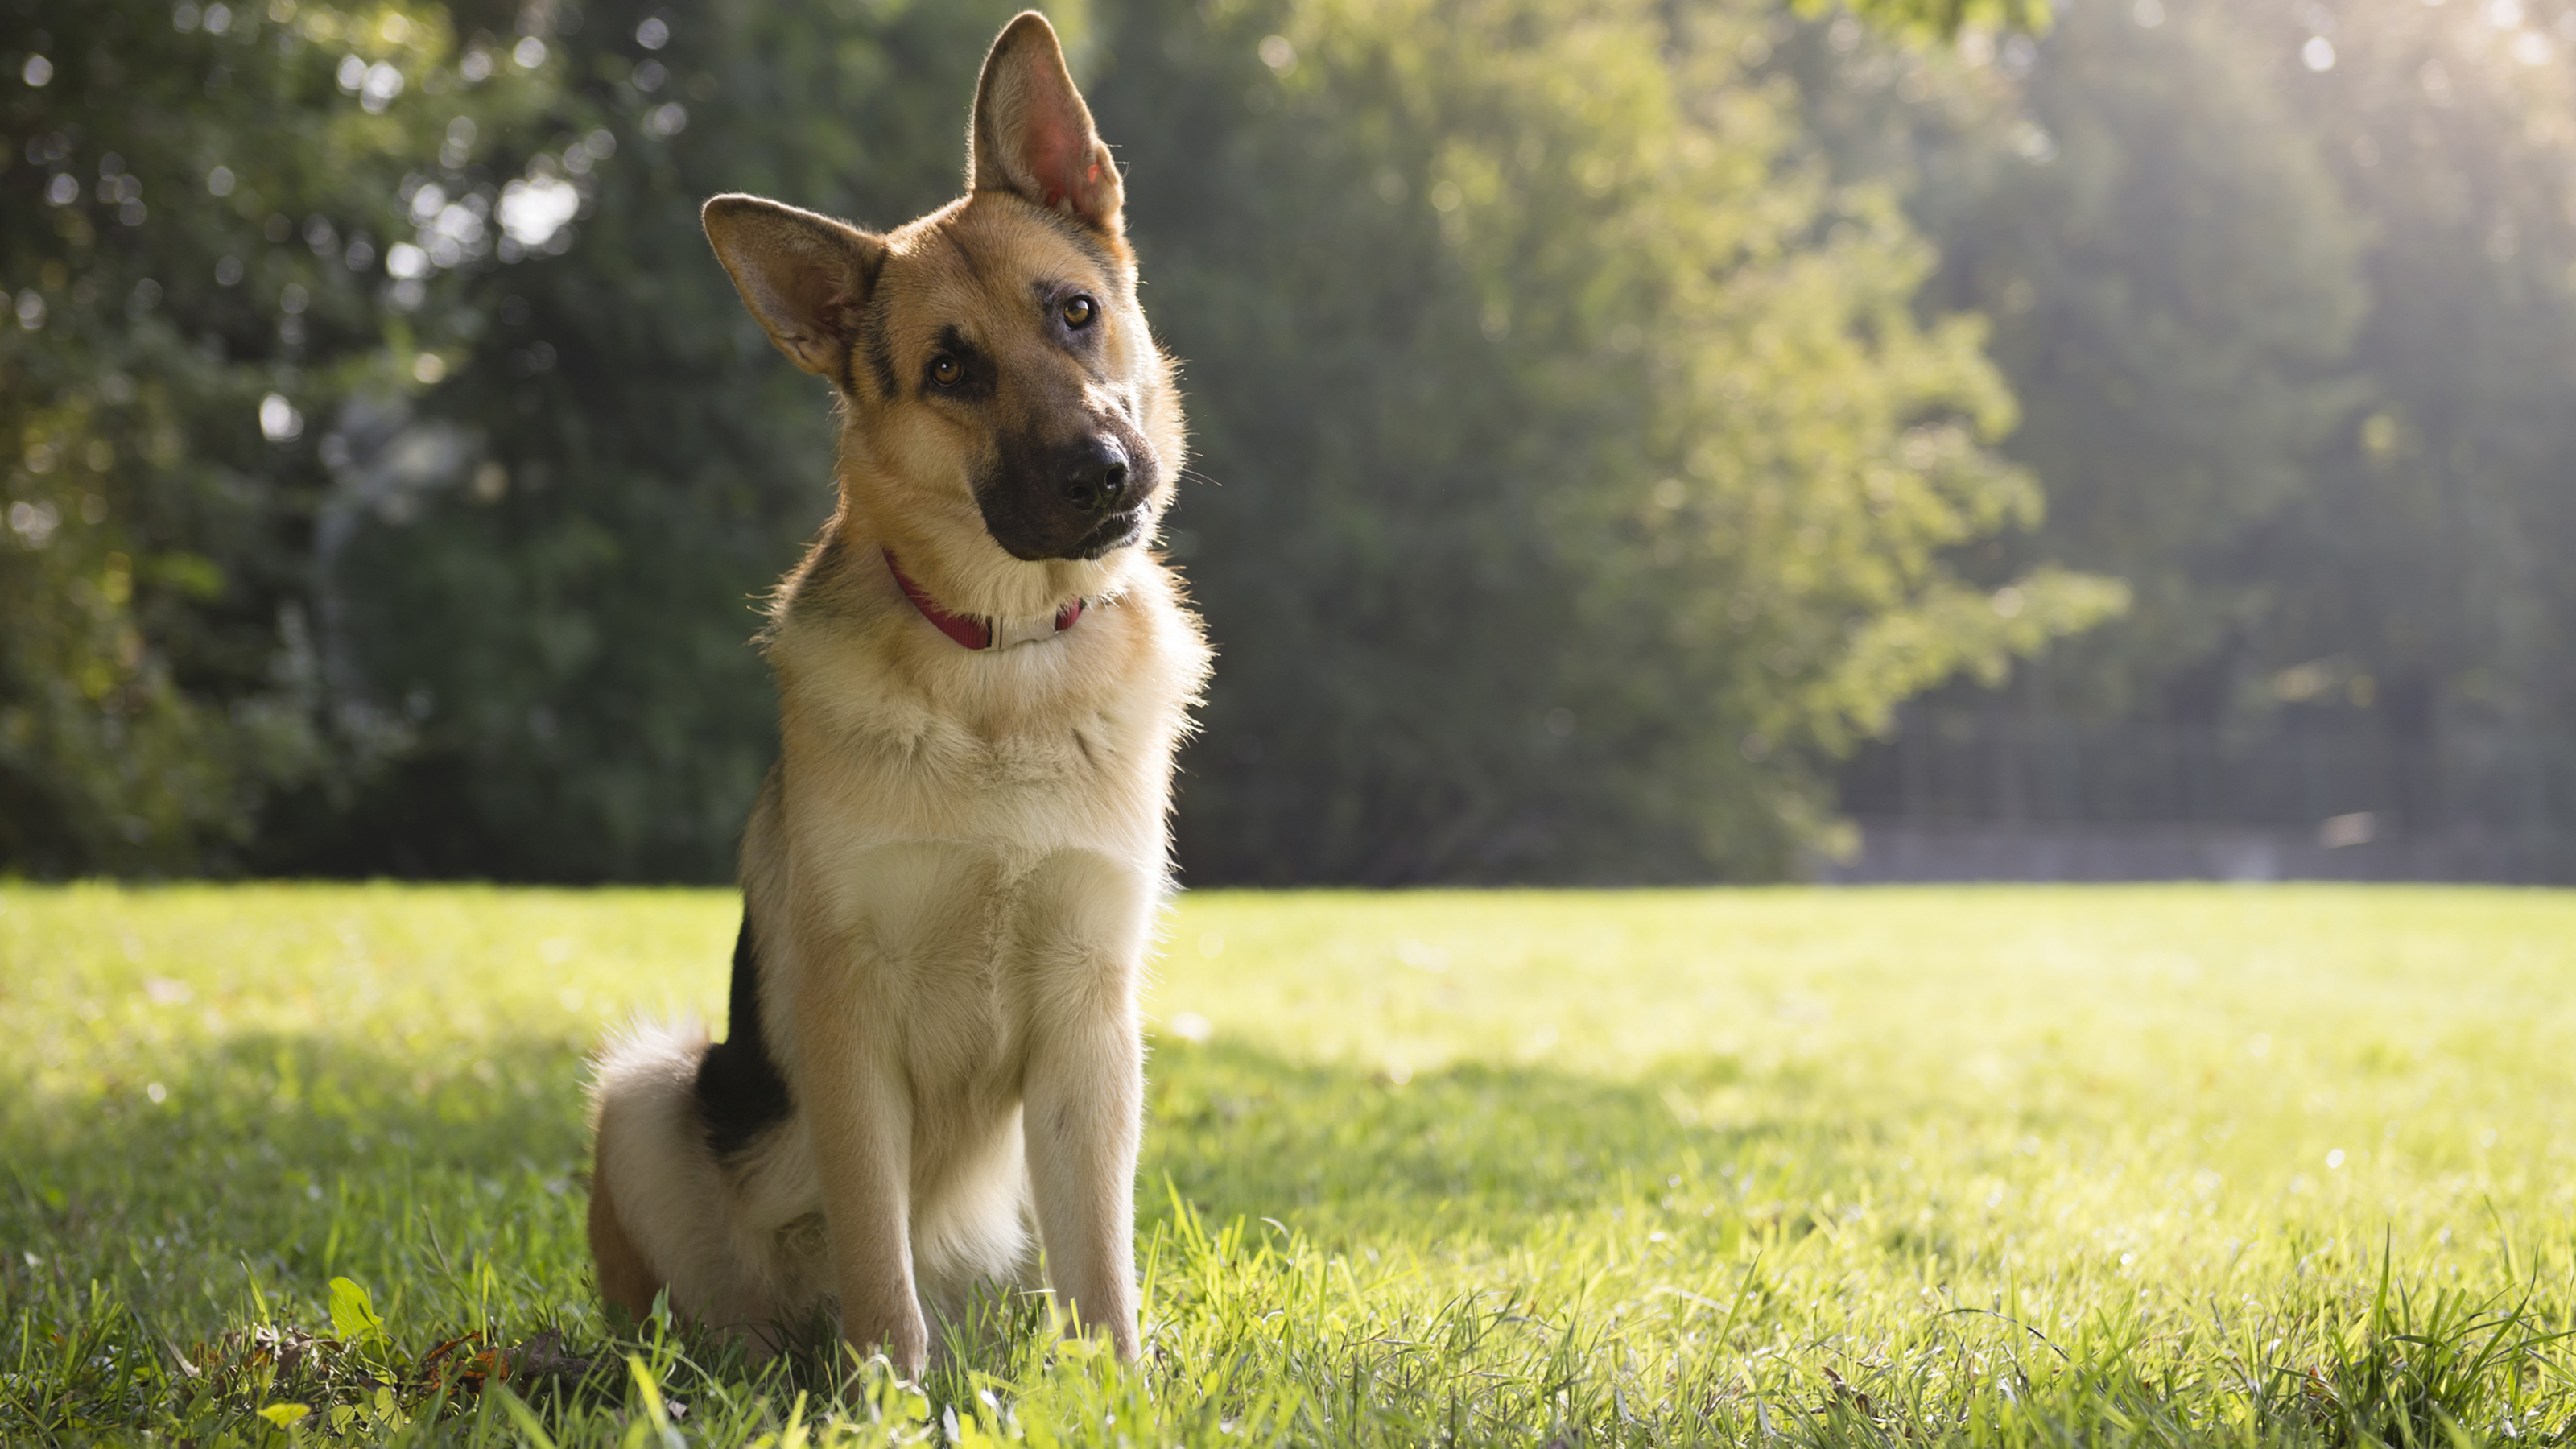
[4,883,2574,1446]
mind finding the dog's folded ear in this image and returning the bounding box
[702,195,888,378]
[967,11,1123,235]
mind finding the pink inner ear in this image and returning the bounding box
[1023,109,1087,212]
[785,266,853,340]
[1002,43,1109,220]
[813,278,859,332]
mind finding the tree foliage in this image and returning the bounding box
[1909,1,2371,725]
[1823,0,2048,40]
[1806,0,2576,762]
[0,0,551,870]
[3,0,2124,882]
[1107,0,2114,881]
[296,0,1038,879]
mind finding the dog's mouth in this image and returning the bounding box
[1063,507,1147,561]
[1068,511,1146,560]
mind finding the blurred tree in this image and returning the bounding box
[2264,0,2576,753]
[1913,0,2371,729]
[1805,0,2576,781]
[278,0,1040,879]
[1828,0,2046,39]
[1096,0,2118,882]
[4,0,2104,884]
[0,0,551,872]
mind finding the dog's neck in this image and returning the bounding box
[885,550,1087,651]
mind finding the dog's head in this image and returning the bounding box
[702,12,1177,605]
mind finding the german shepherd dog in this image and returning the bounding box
[584,11,1206,1375]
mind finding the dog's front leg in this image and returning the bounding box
[797,964,928,1376]
[1024,1005,1143,1360]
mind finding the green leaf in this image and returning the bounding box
[487,1384,560,1449]
[326,1276,388,1352]
[257,1402,310,1428]
[627,1354,670,1432]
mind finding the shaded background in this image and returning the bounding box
[2,0,2570,885]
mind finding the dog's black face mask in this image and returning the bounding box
[916,298,1162,563]
[975,419,1160,562]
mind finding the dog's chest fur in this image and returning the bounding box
[741,554,1203,1109]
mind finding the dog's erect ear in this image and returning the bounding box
[966,12,1123,234]
[702,194,887,378]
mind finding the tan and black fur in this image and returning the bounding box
[584,11,1207,1374]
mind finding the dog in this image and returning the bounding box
[583,10,1207,1376]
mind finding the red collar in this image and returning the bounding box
[886,551,1084,651]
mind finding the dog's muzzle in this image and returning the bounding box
[978,427,1158,562]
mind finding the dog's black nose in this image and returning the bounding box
[1061,437,1131,514]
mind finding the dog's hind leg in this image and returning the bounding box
[588,1022,794,1338]
[588,1137,663,1322]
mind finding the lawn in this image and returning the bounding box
[3,883,2572,1446]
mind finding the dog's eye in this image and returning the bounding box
[1061,295,1096,331]
[928,353,962,387]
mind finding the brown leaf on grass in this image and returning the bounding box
[502,1328,593,1381]
[1822,1364,1876,1418]
[421,1328,592,1393]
